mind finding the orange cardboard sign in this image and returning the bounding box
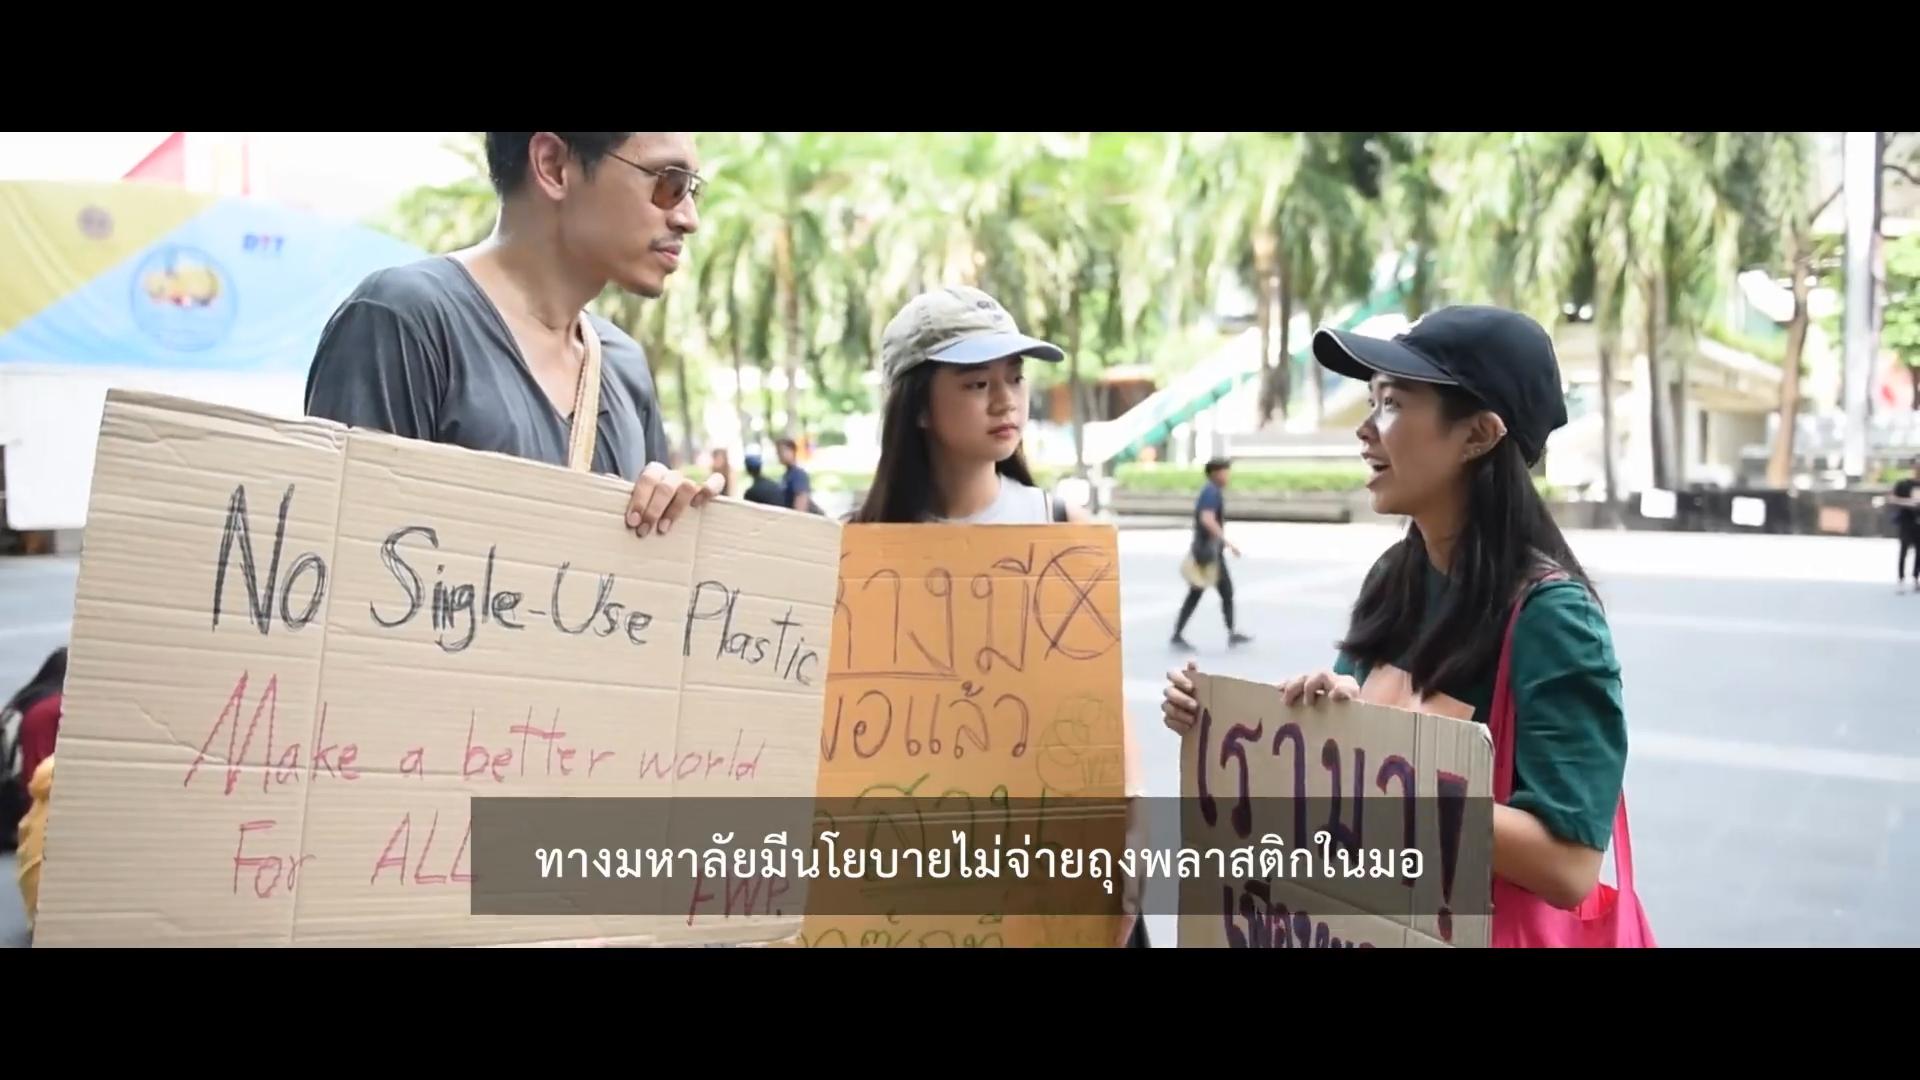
[792,523,1132,948]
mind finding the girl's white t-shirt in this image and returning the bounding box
[928,474,1053,525]
[928,473,1147,799]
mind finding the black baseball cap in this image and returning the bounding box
[1311,305,1569,467]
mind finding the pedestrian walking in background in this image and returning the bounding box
[776,437,819,514]
[1162,305,1653,947]
[1171,458,1250,651]
[740,453,784,507]
[1890,459,1919,594]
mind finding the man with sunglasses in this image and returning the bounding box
[305,131,714,538]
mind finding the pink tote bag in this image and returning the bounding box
[1486,575,1656,948]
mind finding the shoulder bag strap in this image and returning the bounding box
[567,314,605,473]
[1487,569,1570,803]
[1611,794,1638,895]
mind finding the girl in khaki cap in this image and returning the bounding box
[853,285,1149,946]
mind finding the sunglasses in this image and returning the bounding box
[606,151,706,209]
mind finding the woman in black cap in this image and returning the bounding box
[1160,306,1635,922]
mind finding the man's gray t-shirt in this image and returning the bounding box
[304,255,671,481]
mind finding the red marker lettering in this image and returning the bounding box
[308,704,339,780]
[735,738,766,782]
[510,713,567,776]
[274,743,302,788]
[258,681,279,794]
[463,712,489,781]
[185,671,279,796]
[399,747,426,779]
[450,821,473,884]
[371,814,412,885]
[687,861,717,926]
[589,750,615,777]
[725,871,763,916]
[412,812,447,885]
[232,820,311,898]
[339,744,361,781]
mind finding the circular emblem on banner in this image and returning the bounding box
[131,245,237,350]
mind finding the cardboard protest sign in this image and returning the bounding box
[791,523,1132,948]
[1178,674,1494,948]
[33,390,840,947]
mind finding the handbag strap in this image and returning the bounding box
[1611,794,1637,894]
[566,314,604,473]
[1489,570,1567,802]
[1489,567,1639,895]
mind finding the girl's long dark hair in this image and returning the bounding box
[851,364,1037,524]
[1338,385,1594,697]
[4,646,67,717]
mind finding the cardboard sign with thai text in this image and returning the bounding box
[792,523,1132,948]
[1178,674,1493,948]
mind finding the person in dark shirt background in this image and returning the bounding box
[740,454,784,506]
[776,437,815,514]
[1172,458,1251,650]
[3,645,65,848]
[1893,458,1920,594]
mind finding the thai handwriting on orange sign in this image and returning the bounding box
[814,772,1016,854]
[799,915,1007,948]
[819,682,1030,762]
[829,543,1118,681]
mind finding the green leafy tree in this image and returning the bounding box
[1887,233,1920,411]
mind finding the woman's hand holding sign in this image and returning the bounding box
[1162,663,1361,737]
[1278,670,1360,708]
[1161,661,1201,735]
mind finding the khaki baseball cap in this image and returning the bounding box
[879,285,1065,385]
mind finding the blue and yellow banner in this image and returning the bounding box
[0,180,424,372]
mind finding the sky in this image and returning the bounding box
[0,132,475,222]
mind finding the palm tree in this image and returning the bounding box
[1719,132,1839,486]
[1573,133,1738,491]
